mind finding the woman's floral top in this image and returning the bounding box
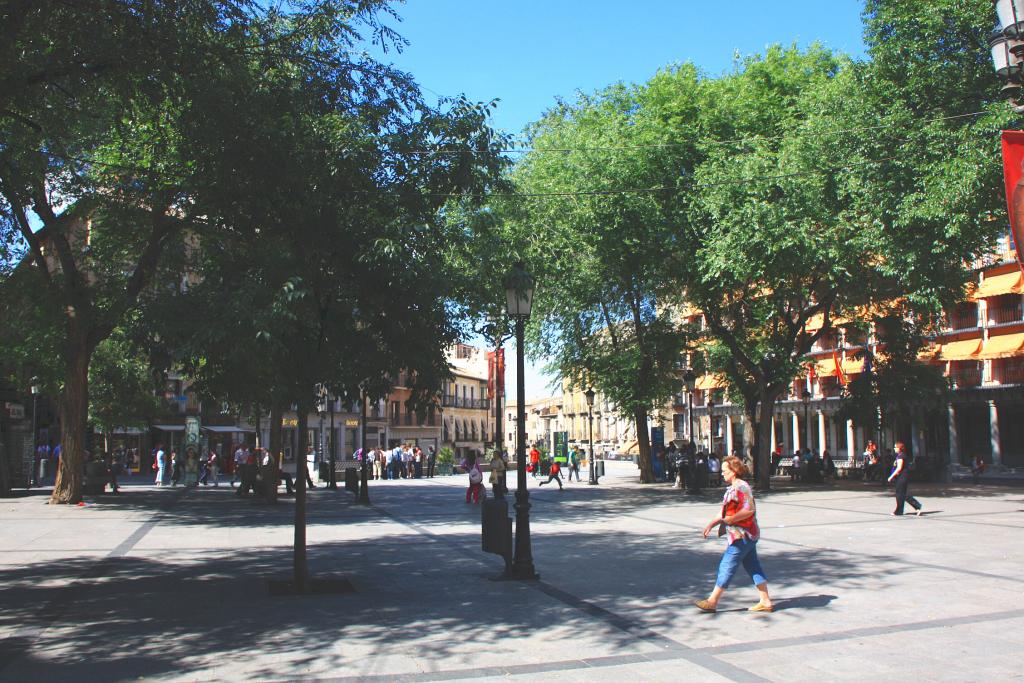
[721,478,760,544]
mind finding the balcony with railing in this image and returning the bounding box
[949,361,983,389]
[947,304,980,331]
[992,358,1024,385]
[441,395,491,410]
[986,295,1023,328]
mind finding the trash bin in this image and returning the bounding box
[344,467,359,493]
[319,462,331,482]
[595,460,605,477]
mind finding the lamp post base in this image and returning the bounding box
[504,563,540,581]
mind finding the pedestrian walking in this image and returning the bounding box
[529,446,541,478]
[371,447,383,480]
[153,444,166,486]
[170,450,181,487]
[413,447,424,478]
[202,449,219,486]
[304,445,316,489]
[888,441,922,516]
[465,454,484,504]
[695,456,773,613]
[426,446,437,478]
[567,447,582,482]
[538,459,564,490]
[489,450,507,498]
[231,444,245,488]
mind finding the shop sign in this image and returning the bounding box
[345,419,359,427]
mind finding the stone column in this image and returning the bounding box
[910,412,923,460]
[989,400,1003,466]
[725,415,734,456]
[792,412,801,451]
[817,412,826,456]
[947,403,958,481]
[846,419,855,461]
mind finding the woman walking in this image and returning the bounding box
[888,441,922,516]
[696,456,773,613]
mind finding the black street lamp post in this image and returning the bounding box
[585,388,596,485]
[683,369,696,448]
[328,392,337,490]
[505,262,538,580]
[707,392,715,455]
[30,377,40,486]
[359,388,370,504]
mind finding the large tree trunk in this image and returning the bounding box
[264,402,283,504]
[51,337,92,504]
[754,391,776,491]
[294,401,310,592]
[745,403,759,482]
[634,408,654,483]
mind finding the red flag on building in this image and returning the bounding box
[1000,130,1024,269]
[833,350,847,386]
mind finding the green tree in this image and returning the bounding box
[88,333,162,455]
[508,82,697,483]
[0,1,444,504]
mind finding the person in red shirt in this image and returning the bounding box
[538,459,563,490]
[529,447,541,478]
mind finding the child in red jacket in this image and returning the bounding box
[538,459,564,490]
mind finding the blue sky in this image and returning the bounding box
[366,0,870,398]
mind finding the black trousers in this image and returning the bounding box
[893,475,921,514]
[427,459,436,477]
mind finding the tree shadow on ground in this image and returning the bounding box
[0,515,894,682]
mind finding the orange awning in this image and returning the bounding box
[977,332,1024,360]
[695,374,725,391]
[937,338,982,361]
[969,272,1024,300]
[814,359,838,377]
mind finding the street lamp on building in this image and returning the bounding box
[505,261,538,580]
[989,2,1024,110]
[585,388,597,485]
[30,377,41,486]
[801,389,812,453]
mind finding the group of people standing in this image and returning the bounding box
[362,444,436,480]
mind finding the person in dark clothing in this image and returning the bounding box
[426,446,437,478]
[171,450,182,487]
[887,441,922,516]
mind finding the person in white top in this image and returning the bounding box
[231,446,246,487]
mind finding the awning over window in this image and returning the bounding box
[695,374,725,391]
[969,271,1024,300]
[152,424,185,432]
[977,332,1024,360]
[814,357,865,378]
[201,425,256,433]
[937,338,982,361]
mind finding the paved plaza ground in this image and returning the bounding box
[0,461,1021,682]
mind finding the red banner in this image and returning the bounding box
[1000,130,1024,269]
[486,349,505,400]
[486,351,495,400]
